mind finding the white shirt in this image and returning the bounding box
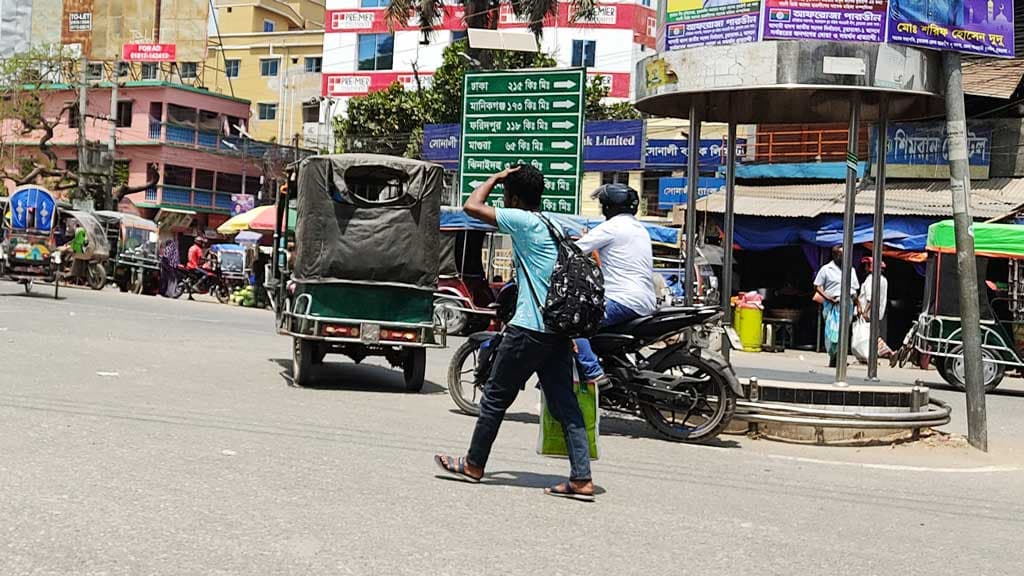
[814,260,859,300]
[859,274,888,319]
[576,214,657,316]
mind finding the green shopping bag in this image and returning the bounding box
[537,379,600,460]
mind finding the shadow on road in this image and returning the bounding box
[496,410,740,448]
[269,358,445,395]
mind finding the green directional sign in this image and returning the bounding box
[460,68,586,215]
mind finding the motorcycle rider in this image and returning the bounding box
[185,236,213,297]
[575,184,658,387]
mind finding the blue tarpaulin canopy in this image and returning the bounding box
[440,207,680,246]
[730,215,933,252]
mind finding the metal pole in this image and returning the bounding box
[684,95,702,306]
[77,57,88,196]
[105,63,120,210]
[867,95,888,380]
[722,112,738,363]
[835,92,861,386]
[943,51,988,451]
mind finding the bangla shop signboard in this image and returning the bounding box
[869,120,993,179]
[458,69,586,214]
[664,0,1014,57]
[658,177,725,209]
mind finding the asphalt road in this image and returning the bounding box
[2,283,1023,575]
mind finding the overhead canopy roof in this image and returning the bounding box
[693,179,1024,220]
[928,220,1024,258]
[962,58,1024,99]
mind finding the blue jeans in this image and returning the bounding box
[575,299,643,380]
[467,326,591,481]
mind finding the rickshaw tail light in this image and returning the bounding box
[324,324,359,337]
[380,329,418,342]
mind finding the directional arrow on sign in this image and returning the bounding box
[550,140,574,150]
[552,100,575,110]
[468,180,485,188]
[551,120,575,129]
[550,161,573,170]
[553,80,576,89]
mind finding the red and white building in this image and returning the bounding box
[321,0,657,111]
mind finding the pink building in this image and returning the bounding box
[3,81,262,234]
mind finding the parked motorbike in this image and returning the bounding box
[447,283,742,443]
[58,252,107,291]
[172,264,231,303]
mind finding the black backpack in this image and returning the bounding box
[520,214,605,337]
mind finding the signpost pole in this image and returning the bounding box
[835,92,860,386]
[943,51,988,451]
[77,57,88,197]
[684,95,702,306]
[867,96,888,380]
[721,107,738,363]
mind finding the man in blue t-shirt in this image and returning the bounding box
[434,164,594,502]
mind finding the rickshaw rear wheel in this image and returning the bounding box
[23,280,33,294]
[435,297,469,335]
[292,337,315,387]
[943,345,1005,393]
[403,348,426,392]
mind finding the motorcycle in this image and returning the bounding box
[447,283,743,443]
[59,254,107,291]
[172,263,231,303]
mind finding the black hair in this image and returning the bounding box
[503,164,544,209]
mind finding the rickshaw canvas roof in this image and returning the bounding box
[927,220,1024,259]
[293,154,442,289]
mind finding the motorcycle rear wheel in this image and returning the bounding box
[214,282,231,304]
[88,263,107,291]
[641,352,738,443]
[447,338,484,416]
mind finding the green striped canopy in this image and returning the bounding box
[927,220,1024,259]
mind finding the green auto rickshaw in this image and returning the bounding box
[913,220,1024,392]
[272,154,445,391]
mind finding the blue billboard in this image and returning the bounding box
[645,139,747,169]
[583,120,644,171]
[658,177,725,209]
[422,124,461,170]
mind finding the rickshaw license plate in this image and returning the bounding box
[360,323,380,343]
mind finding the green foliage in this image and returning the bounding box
[335,42,639,157]
[334,82,428,156]
[584,75,641,121]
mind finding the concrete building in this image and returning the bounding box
[321,0,658,112]
[1,82,260,237]
[205,0,328,148]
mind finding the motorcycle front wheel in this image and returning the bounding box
[641,352,738,443]
[447,339,485,416]
[214,282,231,304]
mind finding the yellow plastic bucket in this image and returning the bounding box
[734,306,763,352]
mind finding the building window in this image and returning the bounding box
[225,59,240,78]
[258,103,278,120]
[86,63,104,79]
[67,104,80,128]
[141,63,158,80]
[452,30,468,43]
[302,102,319,123]
[642,0,652,6]
[263,19,275,32]
[260,58,279,77]
[179,62,198,78]
[116,62,130,77]
[360,0,389,6]
[357,33,394,71]
[164,164,193,187]
[304,57,322,73]
[571,40,596,67]
[116,101,133,127]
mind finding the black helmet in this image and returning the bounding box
[591,183,640,215]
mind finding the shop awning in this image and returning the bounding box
[694,178,1024,220]
[155,208,195,230]
[927,220,1024,258]
[730,214,933,252]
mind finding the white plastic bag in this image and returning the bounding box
[851,319,871,363]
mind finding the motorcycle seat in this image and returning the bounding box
[598,305,720,339]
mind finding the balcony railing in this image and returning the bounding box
[143,185,244,212]
[146,120,314,162]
